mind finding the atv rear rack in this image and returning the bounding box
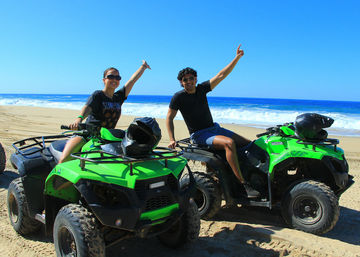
[12,135,70,156]
[70,147,183,175]
[176,138,212,151]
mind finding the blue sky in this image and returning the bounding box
[0,0,359,101]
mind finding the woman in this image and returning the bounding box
[58,60,151,163]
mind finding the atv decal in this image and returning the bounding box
[290,151,308,157]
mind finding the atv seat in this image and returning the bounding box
[49,139,68,163]
[178,137,251,156]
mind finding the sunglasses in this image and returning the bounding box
[182,76,195,83]
[105,74,122,81]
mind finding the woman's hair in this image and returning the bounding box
[103,67,119,78]
[177,67,197,81]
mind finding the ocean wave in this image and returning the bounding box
[122,103,360,136]
[1,96,359,136]
[0,98,84,110]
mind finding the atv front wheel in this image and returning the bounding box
[53,204,105,257]
[0,142,6,173]
[180,171,221,219]
[157,200,200,248]
[282,180,339,235]
[7,178,41,235]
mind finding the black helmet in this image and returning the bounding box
[121,117,161,157]
[294,113,334,141]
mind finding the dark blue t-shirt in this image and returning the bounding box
[85,87,127,129]
[169,81,214,134]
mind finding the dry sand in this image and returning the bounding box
[0,105,359,257]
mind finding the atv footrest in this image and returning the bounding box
[236,198,272,208]
[35,213,46,224]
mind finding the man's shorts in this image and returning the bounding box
[190,123,234,146]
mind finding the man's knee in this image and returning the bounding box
[214,136,235,150]
[225,137,236,149]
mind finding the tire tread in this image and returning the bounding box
[7,178,41,235]
[181,171,221,219]
[54,203,105,257]
[0,143,6,172]
[282,180,339,235]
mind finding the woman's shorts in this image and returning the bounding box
[190,123,234,146]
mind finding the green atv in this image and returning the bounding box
[178,113,354,235]
[0,142,5,173]
[8,117,200,256]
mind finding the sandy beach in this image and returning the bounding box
[0,105,359,257]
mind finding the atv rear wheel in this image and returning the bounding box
[53,204,105,257]
[7,178,41,235]
[0,142,6,173]
[180,172,221,220]
[157,200,200,248]
[282,180,339,235]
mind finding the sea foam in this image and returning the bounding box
[1,95,359,137]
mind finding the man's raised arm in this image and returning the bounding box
[209,44,244,90]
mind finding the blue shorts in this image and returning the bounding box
[190,123,234,146]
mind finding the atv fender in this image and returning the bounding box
[321,156,350,189]
[10,148,55,217]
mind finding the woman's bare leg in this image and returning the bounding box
[58,137,85,163]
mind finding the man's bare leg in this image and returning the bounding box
[212,135,245,182]
[212,135,259,198]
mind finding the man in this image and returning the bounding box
[166,45,259,198]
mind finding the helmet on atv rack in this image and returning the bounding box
[294,113,334,141]
[121,117,161,157]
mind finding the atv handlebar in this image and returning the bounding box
[256,132,269,137]
[60,123,88,131]
[60,123,100,138]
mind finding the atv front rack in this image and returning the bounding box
[71,147,183,175]
[12,135,70,156]
[296,138,339,151]
[256,123,340,151]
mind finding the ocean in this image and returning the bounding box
[0,93,359,137]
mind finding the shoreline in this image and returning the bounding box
[1,105,359,154]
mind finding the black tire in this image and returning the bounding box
[7,178,41,235]
[180,171,221,220]
[281,180,340,235]
[157,200,200,248]
[54,204,105,257]
[0,142,6,173]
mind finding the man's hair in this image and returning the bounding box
[103,67,119,78]
[177,67,197,81]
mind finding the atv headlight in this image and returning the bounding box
[91,183,131,207]
[149,181,165,189]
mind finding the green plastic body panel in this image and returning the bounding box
[44,147,187,199]
[254,131,345,178]
[100,127,123,141]
[140,203,179,222]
